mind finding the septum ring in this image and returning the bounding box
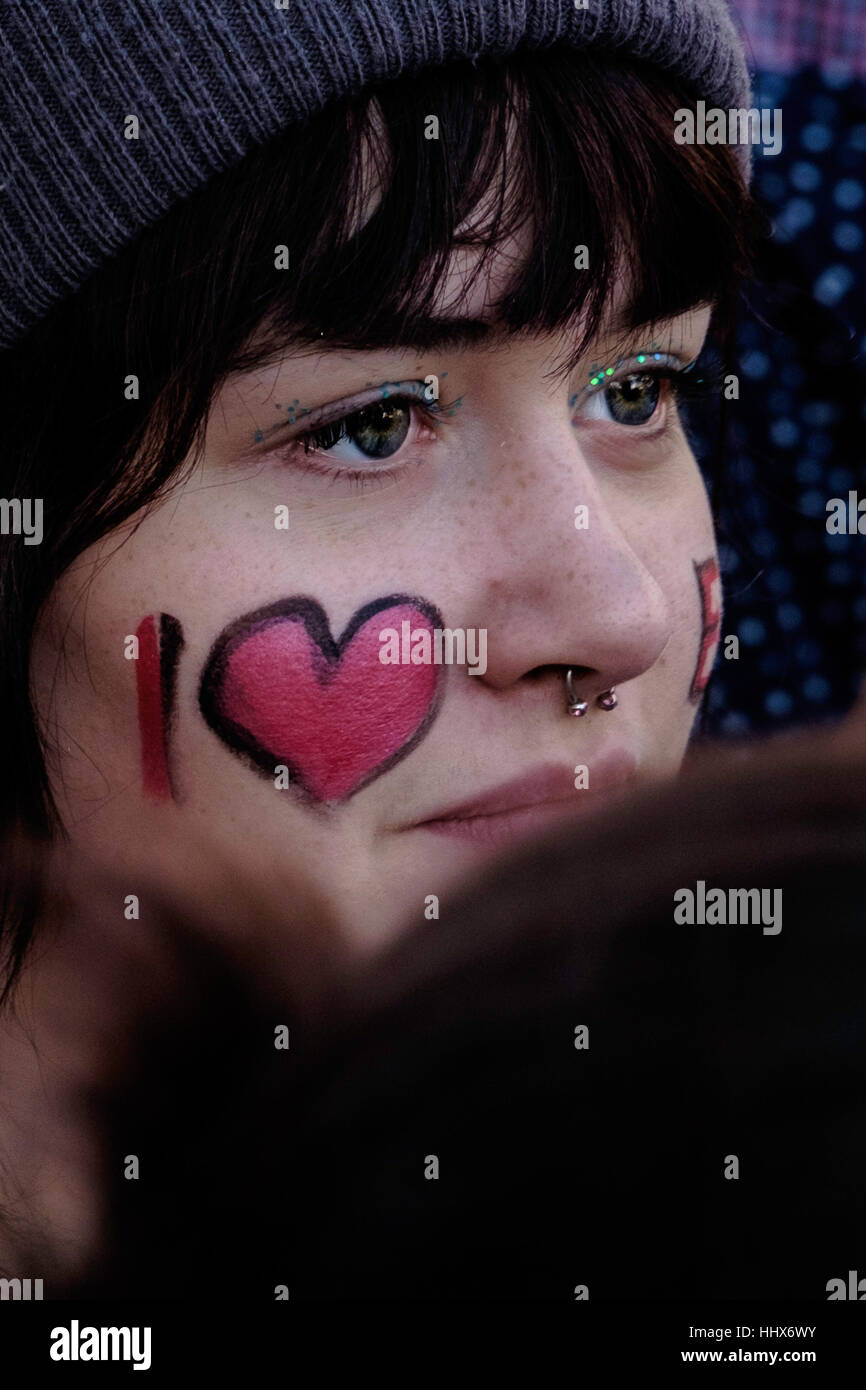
[566,669,617,717]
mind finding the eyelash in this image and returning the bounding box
[286,390,453,489]
[279,358,723,491]
[576,358,722,424]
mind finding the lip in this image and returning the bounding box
[409,751,637,844]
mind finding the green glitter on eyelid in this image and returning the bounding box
[584,343,671,388]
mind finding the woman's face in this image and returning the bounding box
[31,231,719,950]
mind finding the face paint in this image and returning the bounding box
[199,595,444,804]
[689,557,722,704]
[584,343,667,388]
[135,613,184,801]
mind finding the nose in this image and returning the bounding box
[469,419,672,701]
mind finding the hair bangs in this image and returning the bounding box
[224,45,755,377]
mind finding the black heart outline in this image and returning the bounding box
[199,594,446,805]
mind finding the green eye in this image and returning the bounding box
[307,400,412,458]
[604,372,662,426]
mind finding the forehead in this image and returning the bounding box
[430,204,554,326]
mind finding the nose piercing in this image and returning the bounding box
[565,669,588,717]
[565,671,618,716]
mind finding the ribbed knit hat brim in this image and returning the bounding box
[0,0,751,350]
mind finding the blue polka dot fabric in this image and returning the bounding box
[700,65,866,737]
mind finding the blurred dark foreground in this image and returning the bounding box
[1,723,865,1302]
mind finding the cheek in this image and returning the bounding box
[134,613,184,802]
[689,555,722,704]
[30,559,144,799]
[616,446,716,617]
[615,450,718,711]
[663,458,721,704]
[34,489,444,810]
[198,595,445,804]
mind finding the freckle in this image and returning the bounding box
[501,495,513,508]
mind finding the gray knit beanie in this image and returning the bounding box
[0,0,751,351]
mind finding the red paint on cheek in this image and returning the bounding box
[135,613,184,801]
[690,557,722,704]
[136,615,170,800]
[200,597,443,803]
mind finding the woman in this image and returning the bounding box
[0,1,756,979]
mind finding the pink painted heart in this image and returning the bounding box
[199,596,443,802]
